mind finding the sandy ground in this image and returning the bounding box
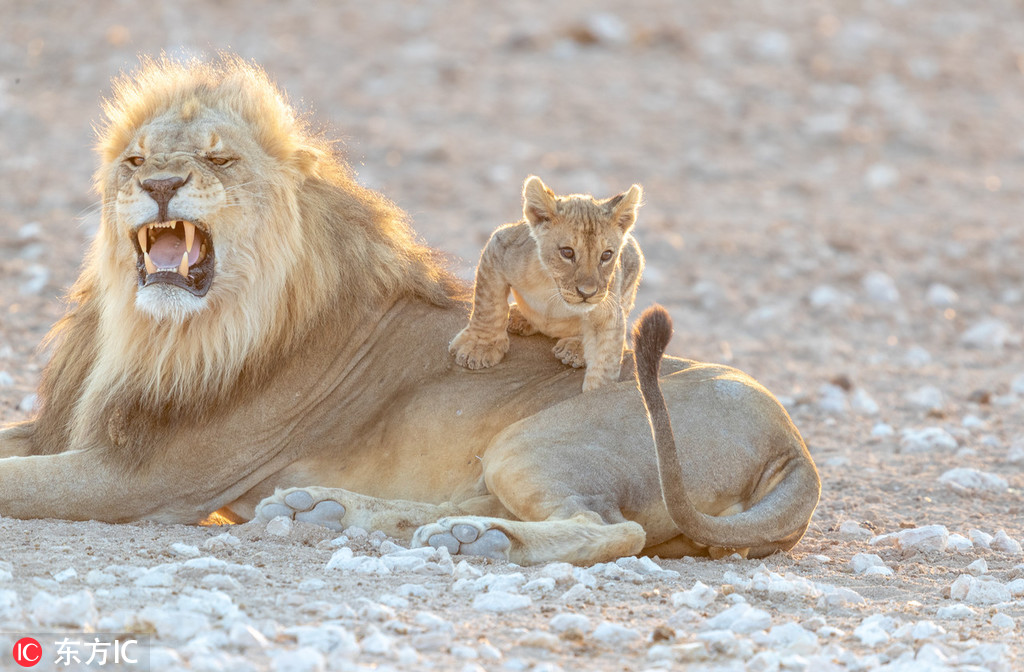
[1,1,1023,670]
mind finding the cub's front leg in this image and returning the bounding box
[580,306,627,392]
[450,236,512,369]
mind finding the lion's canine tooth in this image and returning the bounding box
[144,251,156,275]
[137,227,147,253]
[178,252,189,278]
[184,221,195,253]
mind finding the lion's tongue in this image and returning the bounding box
[149,231,199,268]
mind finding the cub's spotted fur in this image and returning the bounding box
[450,176,644,391]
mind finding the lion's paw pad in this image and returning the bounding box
[419,520,511,560]
[256,489,346,531]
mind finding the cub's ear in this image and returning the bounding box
[292,148,321,175]
[523,175,557,227]
[607,184,643,232]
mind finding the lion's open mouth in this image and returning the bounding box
[133,220,215,297]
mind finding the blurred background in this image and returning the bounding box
[1,1,1022,463]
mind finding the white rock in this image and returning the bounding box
[591,622,641,646]
[946,534,973,552]
[926,283,958,307]
[817,384,849,414]
[907,620,945,641]
[837,521,872,540]
[904,346,932,367]
[0,371,13,386]
[19,264,50,295]
[990,530,1023,555]
[904,386,944,409]
[896,525,949,553]
[203,533,240,551]
[289,624,360,658]
[523,577,556,594]
[865,164,899,190]
[1007,439,1024,464]
[992,613,1015,630]
[183,557,228,571]
[871,422,895,438]
[538,562,574,584]
[849,554,889,575]
[136,605,210,640]
[672,581,717,609]
[135,568,176,587]
[53,567,77,583]
[939,468,1008,494]
[808,285,850,311]
[936,603,975,619]
[472,591,531,613]
[85,569,116,586]
[1007,579,1024,597]
[560,584,593,603]
[899,427,956,453]
[969,529,993,549]
[950,575,1012,605]
[766,622,818,654]
[698,629,753,658]
[853,614,895,646]
[177,589,238,619]
[850,388,879,415]
[31,590,97,628]
[325,548,389,574]
[616,556,680,579]
[360,628,394,656]
[549,613,592,634]
[170,542,201,558]
[270,647,326,672]
[229,622,270,650]
[266,515,294,537]
[704,603,771,634]
[585,12,629,44]
[201,574,242,591]
[17,394,37,413]
[967,559,988,576]
[961,319,1011,350]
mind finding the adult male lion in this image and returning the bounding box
[0,57,819,565]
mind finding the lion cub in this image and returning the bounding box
[450,175,644,391]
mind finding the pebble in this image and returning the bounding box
[471,591,532,613]
[849,553,892,576]
[991,613,1015,630]
[764,622,819,655]
[853,614,895,646]
[517,630,561,651]
[899,427,957,453]
[925,283,958,307]
[53,567,77,583]
[837,521,872,540]
[896,525,949,553]
[808,284,850,311]
[549,613,592,634]
[817,383,849,414]
[270,647,326,672]
[266,515,294,537]
[903,385,944,409]
[946,534,973,552]
[325,548,389,574]
[360,627,394,656]
[938,468,1008,494]
[704,603,772,634]
[170,542,201,558]
[960,319,1011,350]
[30,590,97,629]
[0,371,13,386]
[966,559,988,576]
[991,530,1023,555]
[949,575,1012,605]
[672,580,717,608]
[870,422,895,437]
[850,388,879,415]
[591,622,641,646]
[203,533,241,551]
[904,346,932,367]
[861,270,900,303]
[864,164,900,191]
[969,529,994,549]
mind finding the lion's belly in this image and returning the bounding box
[510,285,585,339]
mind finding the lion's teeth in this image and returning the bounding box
[178,252,189,278]
[183,221,195,253]
[137,227,147,253]
[144,252,156,275]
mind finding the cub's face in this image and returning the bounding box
[107,108,274,322]
[523,176,642,309]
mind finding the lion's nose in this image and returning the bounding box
[576,285,598,300]
[141,175,190,221]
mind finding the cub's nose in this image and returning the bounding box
[576,285,598,300]
[141,175,190,221]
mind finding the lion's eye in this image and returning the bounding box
[126,156,145,167]
[600,250,614,262]
[207,156,234,167]
[559,247,575,261]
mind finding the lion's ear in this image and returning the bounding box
[608,184,643,232]
[523,175,557,227]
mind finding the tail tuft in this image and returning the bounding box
[632,304,673,382]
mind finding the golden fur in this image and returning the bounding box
[0,56,818,565]
[450,176,644,391]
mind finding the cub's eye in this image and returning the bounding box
[207,156,235,167]
[559,247,575,260]
[126,156,145,167]
[600,250,614,262]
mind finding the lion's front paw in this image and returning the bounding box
[506,305,539,336]
[412,517,512,561]
[255,487,347,531]
[449,328,509,369]
[552,337,586,368]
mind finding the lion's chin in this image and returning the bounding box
[135,284,207,323]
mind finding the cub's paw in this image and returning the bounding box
[412,517,512,561]
[506,305,539,336]
[552,337,586,368]
[449,328,509,369]
[254,487,347,531]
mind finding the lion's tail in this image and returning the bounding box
[632,305,817,551]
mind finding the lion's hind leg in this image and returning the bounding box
[255,486,459,539]
[412,512,645,566]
